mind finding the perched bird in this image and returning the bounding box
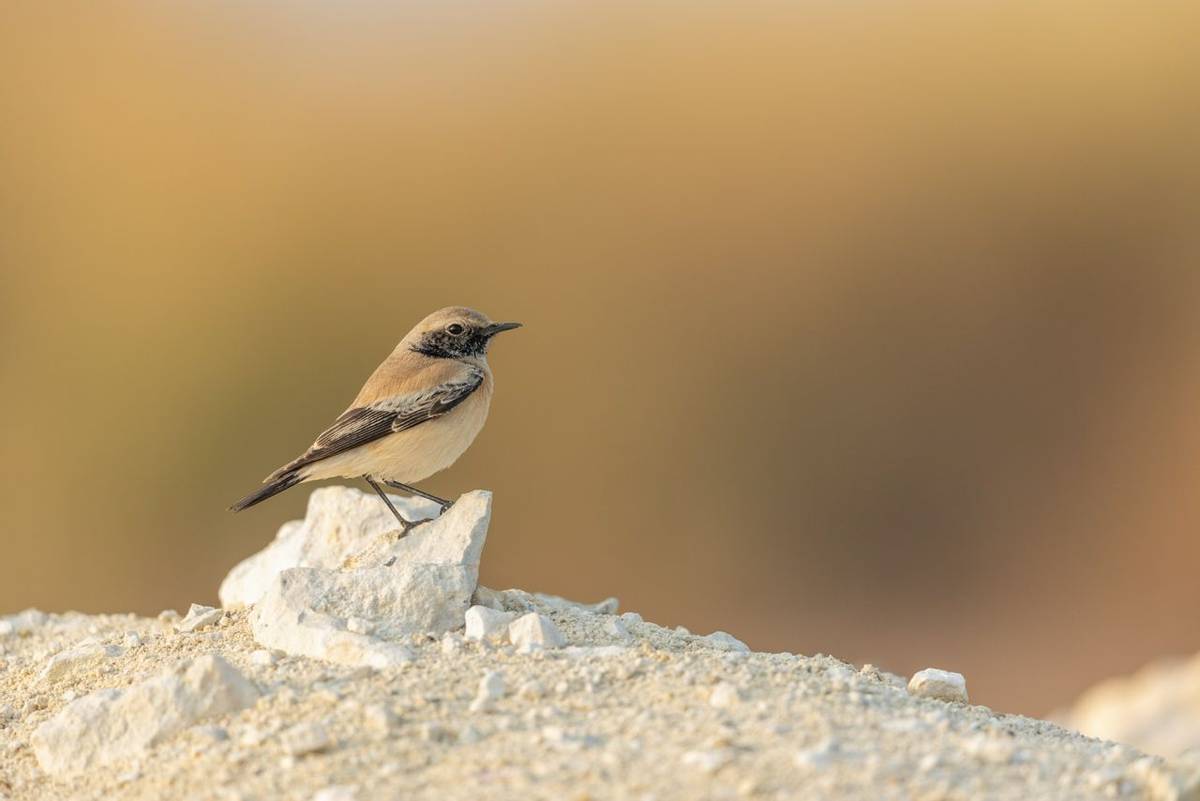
[230,306,521,533]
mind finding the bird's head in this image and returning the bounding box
[406,306,522,360]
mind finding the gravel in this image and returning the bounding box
[1,602,1198,800]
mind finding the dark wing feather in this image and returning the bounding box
[271,368,484,478]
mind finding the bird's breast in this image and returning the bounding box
[364,370,494,484]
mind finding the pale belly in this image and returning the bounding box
[300,390,492,484]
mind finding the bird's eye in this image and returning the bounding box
[446,323,466,336]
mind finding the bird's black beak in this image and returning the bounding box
[482,321,522,337]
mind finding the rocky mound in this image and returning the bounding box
[1057,653,1200,760]
[1,487,1198,800]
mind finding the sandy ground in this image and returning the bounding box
[2,595,1197,801]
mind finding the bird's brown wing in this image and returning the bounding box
[269,367,484,479]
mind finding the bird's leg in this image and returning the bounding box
[382,480,454,515]
[365,475,419,537]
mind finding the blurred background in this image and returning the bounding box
[2,1,1199,717]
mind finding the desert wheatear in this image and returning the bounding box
[230,306,520,533]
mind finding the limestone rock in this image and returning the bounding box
[38,640,123,684]
[908,668,969,704]
[31,654,258,775]
[250,568,425,668]
[177,604,224,633]
[1057,653,1200,757]
[245,488,492,667]
[508,613,566,651]
[220,485,457,609]
[464,605,515,642]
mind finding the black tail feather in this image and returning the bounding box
[229,472,302,512]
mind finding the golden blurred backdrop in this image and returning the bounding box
[2,2,1199,715]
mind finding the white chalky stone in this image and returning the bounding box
[464,606,515,642]
[31,654,258,775]
[176,604,224,633]
[508,613,565,651]
[907,668,969,704]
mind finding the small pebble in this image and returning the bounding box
[508,613,565,651]
[176,604,224,633]
[908,669,969,704]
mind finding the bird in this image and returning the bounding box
[229,306,521,534]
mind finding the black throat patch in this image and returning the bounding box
[411,329,488,359]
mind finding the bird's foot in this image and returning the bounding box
[395,515,441,540]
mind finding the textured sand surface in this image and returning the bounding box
[2,596,1198,801]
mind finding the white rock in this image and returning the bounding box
[31,654,259,775]
[38,640,124,684]
[220,486,471,609]
[251,567,438,668]
[219,520,308,610]
[0,621,13,637]
[122,632,142,648]
[469,670,506,712]
[464,606,515,642]
[1058,653,1200,758]
[508,613,565,651]
[176,604,224,633]
[280,721,333,755]
[702,631,750,653]
[709,681,743,709]
[908,668,969,704]
[620,612,643,626]
[248,490,491,667]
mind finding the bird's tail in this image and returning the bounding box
[229,471,303,512]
